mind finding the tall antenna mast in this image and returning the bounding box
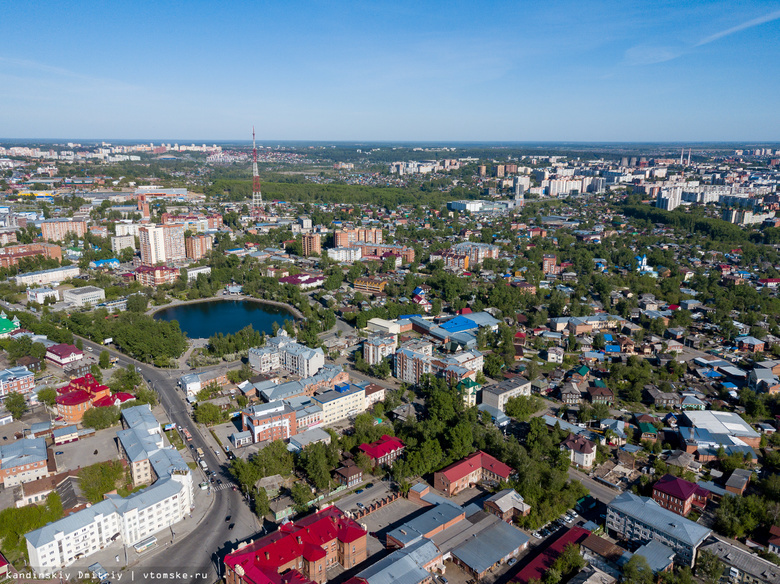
[252,126,263,218]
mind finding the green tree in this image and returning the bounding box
[82,406,120,430]
[126,294,149,313]
[194,403,223,425]
[505,395,544,422]
[254,487,270,518]
[38,387,57,408]
[621,555,654,584]
[99,350,111,369]
[696,550,725,584]
[291,482,313,513]
[5,392,28,419]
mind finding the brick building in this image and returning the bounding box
[358,435,404,467]
[185,234,212,260]
[652,474,709,517]
[434,451,514,497]
[41,219,86,242]
[0,243,62,268]
[301,234,321,257]
[223,506,367,584]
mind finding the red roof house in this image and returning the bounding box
[434,451,514,496]
[358,435,404,467]
[513,527,590,584]
[223,506,367,584]
[651,474,709,517]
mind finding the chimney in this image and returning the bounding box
[297,536,302,544]
[265,551,270,560]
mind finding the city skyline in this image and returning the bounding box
[1,1,780,141]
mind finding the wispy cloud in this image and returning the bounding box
[695,9,780,46]
[624,8,780,66]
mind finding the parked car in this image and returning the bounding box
[55,451,64,455]
[508,558,517,566]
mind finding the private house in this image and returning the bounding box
[561,433,596,469]
[358,435,404,468]
[484,488,531,522]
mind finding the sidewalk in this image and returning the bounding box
[60,479,217,581]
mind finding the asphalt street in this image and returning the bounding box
[77,337,257,583]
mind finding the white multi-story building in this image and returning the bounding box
[111,234,136,254]
[312,385,366,425]
[25,405,193,575]
[15,265,80,287]
[363,334,396,366]
[248,332,325,377]
[0,437,49,487]
[26,287,59,304]
[186,265,211,282]
[62,286,106,307]
[115,223,142,238]
[656,186,683,211]
[481,377,532,413]
[327,246,363,263]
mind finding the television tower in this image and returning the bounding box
[251,126,263,217]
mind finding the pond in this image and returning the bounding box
[153,299,295,339]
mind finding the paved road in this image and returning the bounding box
[567,467,620,504]
[78,337,256,582]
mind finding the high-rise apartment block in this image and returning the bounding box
[41,219,87,242]
[139,224,185,265]
[110,235,135,255]
[185,234,212,260]
[334,227,383,248]
[302,233,321,257]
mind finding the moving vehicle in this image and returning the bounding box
[199,460,208,472]
[196,447,204,458]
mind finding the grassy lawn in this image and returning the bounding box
[165,429,185,450]
[187,461,198,470]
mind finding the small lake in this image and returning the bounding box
[153,299,295,339]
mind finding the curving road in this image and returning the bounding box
[77,337,257,583]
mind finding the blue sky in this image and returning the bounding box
[1,1,779,141]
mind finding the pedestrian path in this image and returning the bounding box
[213,481,237,492]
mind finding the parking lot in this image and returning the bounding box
[334,481,394,516]
[53,427,124,471]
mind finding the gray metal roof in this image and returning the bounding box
[387,502,464,546]
[357,539,440,584]
[0,437,47,468]
[608,492,711,546]
[700,537,780,584]
[450,516,529,574]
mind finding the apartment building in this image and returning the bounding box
[451,242,500,266]
[0,243,62,268]
[354,242,415,264]
[41,219,86,242]
[118,405,192,495]
[0,438,50,487]
[394,347,432,385]
[139,224,185,265]
[248,332,325,377]
[699,537,780,584]
[62,285,105,307]
[334,227,383,248]
[606,492,711,567]
[301,233,321,257]
[327,246,362,263]
[0,366,35,397]
[26,287,59,304]
[312,384,366,425]
[354,276,387,294]
[178,368,229,398]
[134,265,180,287]
[26,476,190,575]
[185,234,212,260]
[429,250,469,271]
[241,402,298,443]
[110,234,135,255]
[363,334,396,366]
[481,377,532,412]
[223,506,368,584]
[15,265,80,287]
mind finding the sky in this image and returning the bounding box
[1,0,779,142]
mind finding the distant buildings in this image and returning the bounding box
[0,243,61,268]
[15,265,80,287]
[301,233,321,256]
[138,223,185,265]
[41,218,86,242]
[61,285,105,307]
[451,242,499,266]
[185,234,212,260]
[334,227,382,247]
[134,265,180,287]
